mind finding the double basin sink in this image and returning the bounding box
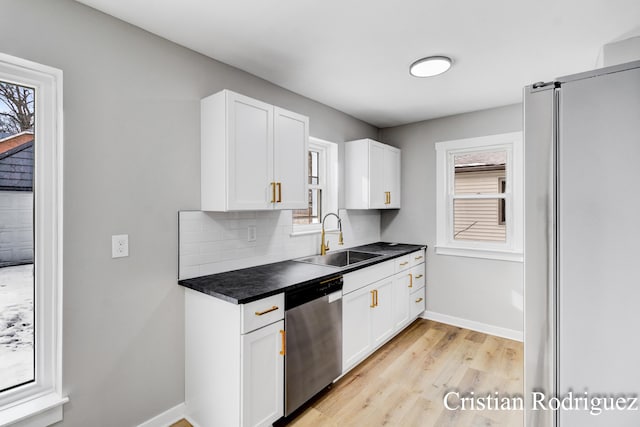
[294,250,382,268]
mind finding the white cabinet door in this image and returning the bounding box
[345,138,402,210]
[410,287,426,319]
[273,107,309,210]
[392,272,411,330]
[369,142,386,208]
[384,146,401,208]
[371,278,395,347]
[241,320,284,427]
[227,92,274,210]
[342,284,374,372]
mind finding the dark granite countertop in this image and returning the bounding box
[178,242,426,304]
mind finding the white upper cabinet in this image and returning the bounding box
[201,90,309,211]
[345,138,401,209]
[273,107,309,210]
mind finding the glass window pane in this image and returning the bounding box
[292,189,322,225]
[0,80,35,391]
[453,198,506,242]
[309,151,319,185]
[498,177,506,225]
[454,151,506,195]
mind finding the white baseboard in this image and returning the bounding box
[137,402,187,427]
[422,310,523,342]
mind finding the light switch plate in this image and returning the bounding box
[112,234,129,258]
[247,225,256,242]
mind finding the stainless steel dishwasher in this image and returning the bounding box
[284,276,343,416]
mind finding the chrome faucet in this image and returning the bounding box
[320,212,343,255]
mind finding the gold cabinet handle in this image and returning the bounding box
[271,182,276,203]
[415,274,424,279]
[255,305,278,316]
[415,255,423,261]
[399,261,409,266]
[370,290,376,308]
[374,289,379,307]
[415,297,423,303]
[279,329,286,356]
[408,273,413,288]
[388,191,391,205]
[276,182,282,203]
[384,191,391,205]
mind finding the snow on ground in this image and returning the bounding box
[0,264,34,391]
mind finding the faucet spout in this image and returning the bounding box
[320,212,343,255]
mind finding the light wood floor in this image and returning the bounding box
[174,319,523,427]
[289,319,523,427]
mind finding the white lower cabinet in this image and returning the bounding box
[342,284,374,369]
[241,320,284,427]
[410,287,426,319]
[342,277,396,370]
[342,250,426,374]
[371,278,395,347]
[185,289,284,427]
[392,273,411,329]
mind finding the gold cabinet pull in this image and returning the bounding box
[255,305,279,316]
[415,297,424,303]
[276,182,282,203]
[370,290,376,308]
[270,182,276,203]
[399,261,409,266]
[415,274,424,279]
[408,273,413,288]
[415,255,423,261]
[384,191,391,205]
[375,289,379,307]
[388,191,391,205]
[279,329,286,356]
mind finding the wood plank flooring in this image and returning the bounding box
[289,319,523,427]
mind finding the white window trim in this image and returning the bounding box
[435,132,523,262]
[0,53,67,425]
[291,137,338,235]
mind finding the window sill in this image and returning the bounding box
[290,227,339,237]
[290,228,321,237]
[435,246,523,262]
[0,391,68,427]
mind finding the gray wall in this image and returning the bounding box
[0,1,377,425]
[379,104,524,336]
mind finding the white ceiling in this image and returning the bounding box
[76,0,640,128]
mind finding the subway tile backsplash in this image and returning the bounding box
[178,209,380,279]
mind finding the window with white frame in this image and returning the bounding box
[292,137,338,232]
[435,132,523,261]
[0,52,66,425]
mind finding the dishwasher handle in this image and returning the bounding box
[285,276,343,310]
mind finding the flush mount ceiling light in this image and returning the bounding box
[409,56,452,77]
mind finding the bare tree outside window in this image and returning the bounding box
[0,80,35,392]
[0,82,34,134]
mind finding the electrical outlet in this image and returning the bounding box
[247,225,256,242]
[112,234,129,258]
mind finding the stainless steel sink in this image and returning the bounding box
[294,250,382,268]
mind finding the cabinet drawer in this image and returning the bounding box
[395,250,425,272]
[411,250,425,265]
[241,293,285,334]
[409,264,425,290]
[394,254,412,272]
[343,259,394,294]
[410,287,426,319]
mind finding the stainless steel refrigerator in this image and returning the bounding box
[524,60,640,427]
